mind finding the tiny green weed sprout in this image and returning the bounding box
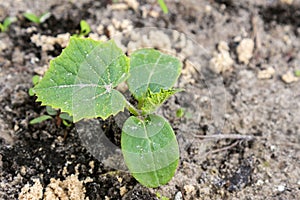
[156,192,170,200]
[157,0,169,14]
[23,12,51,24]
[74,20,91,37]
[29,115,52,125]
[32,37,182,187]
[30,105,73,126]
[295,70,300,77]
[176,108,185,118]
[29,75,41,96]
[0,17,17,32]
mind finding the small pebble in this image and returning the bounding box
[174,191,183,200]
[256,179,264,186]
[257,67,275,79]
[282,71,299,83]
[184,185,195,194]
[277,185,285,192]
[280,0,293,4]
[237,38,254,64]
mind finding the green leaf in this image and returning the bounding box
[176,108,185,118]
[28,88,35,96]
[141,88,181,114]
[79,20,91,37]
[59,113,73,121]
[30,115,52,124]
[128,49,182,103]
[295,70,300,77]
[157,0,169,14]
[62,119,72,127]
[39,12,51,23]
[121,114,179,188]
[0,17,16,32]
[46,106,58,116]
[23,12,50,24]
[23,13,40,23]
[33,37,130,122]
[32,75,41,85]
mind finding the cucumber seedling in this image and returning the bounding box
[32,37,182,187]
[0,17,17,32]
[23,12,51,24]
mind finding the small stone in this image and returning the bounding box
[89,161,95,174]
[277,185,285,192]
[256,179,264,186]
[205,5,212,13]
[237,38,254,64]
[0,39,7,51]
[120,186,127,196]
[209,41,234,74]
[124,0,139,11]
[149,10,160,18]
[14,124,19,131]
[280,0,293,4]
[117,176,123,183]
[96,24,104,35]
[257,67,275,79]
[184,185,195,194]
[110,3,128,10]
[19,179,43,200]
[174,191,183,200]
[282,71,299,83]
[20,166,27,176]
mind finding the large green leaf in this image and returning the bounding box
[128,49,182,102]
[33,37,129,122]
[121,114,179,188]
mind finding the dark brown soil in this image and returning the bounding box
[1,0,300,199]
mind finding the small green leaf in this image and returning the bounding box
[128,49,182,103]
[46,106,58,116]
[30,115,52,124]
[295,70,300,77]
[156,192,169,200]
[62,119,72,127]
[29,75,41,96]
[141,88,181,114]
[39,12,51,23]
[23,12,50,24]
[59,113,73,121]
[176,108,185,118]
[28,88,35,96]
[32,75,41,85]
[157,0,169,14]
[23,13,40,23]
[33,37,129,122]
[121,114,179,188]
[0,17,16,32]
[79,20,91,37]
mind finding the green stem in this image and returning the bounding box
[125,100,140,116]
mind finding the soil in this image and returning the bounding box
[1,0,300,199]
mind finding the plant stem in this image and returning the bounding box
[125,100,140,116]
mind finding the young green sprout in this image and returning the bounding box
[23,12,51,24]
[76,20,91,37]
[157,0,169,14]
[32,37,182,187]
[0,17,17,32]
